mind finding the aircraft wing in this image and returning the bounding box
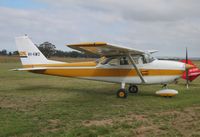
[67,42,145,56]
[67,42,147,83]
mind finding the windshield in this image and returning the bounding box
[131,54,155,64]
[143,54,156,63]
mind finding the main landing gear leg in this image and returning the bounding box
[128,84,138,93]
[117,82,128,98]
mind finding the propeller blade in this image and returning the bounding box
[186,47,188,64]
[186,47,189,89]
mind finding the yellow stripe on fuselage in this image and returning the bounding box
[32,68,184,77]
[23,61,97,68]
[25,62,184,77]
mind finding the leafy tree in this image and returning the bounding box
[0,49,7,55]
[38,42,56,58]
[12,51,19,55]
[55,50,66,57]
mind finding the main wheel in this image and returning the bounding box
[128,85,138,93]
[117,89,127,98]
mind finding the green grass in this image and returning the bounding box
[0,58,200,137]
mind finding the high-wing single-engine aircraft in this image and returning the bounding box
[14,36,194,98]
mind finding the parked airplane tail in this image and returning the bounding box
[15,36,64,67]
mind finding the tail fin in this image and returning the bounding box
[15,36,64,66]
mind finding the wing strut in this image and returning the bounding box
[127,54,146,83]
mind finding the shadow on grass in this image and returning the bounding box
[136,91,157,97]
[16,83,173,98]
[175,82,200,87]
[16,84,115,96]
[16,84,168,99]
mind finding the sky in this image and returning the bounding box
[0,0,200,57]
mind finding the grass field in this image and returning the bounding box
[0,56,200,137]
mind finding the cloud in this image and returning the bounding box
[39,0,200,21]
[0,0,200,57]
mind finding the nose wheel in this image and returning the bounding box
[128,85,138,93]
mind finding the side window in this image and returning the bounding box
[138,56,145,64]
[132,56,139,64]
[132,55,144,64]
[108,58,119,66]
[120,57,130,65]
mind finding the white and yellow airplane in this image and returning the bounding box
[14,36,193,98]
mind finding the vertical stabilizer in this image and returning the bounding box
[15,36,64,66]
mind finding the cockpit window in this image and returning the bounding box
[143,54,155,63]
[119,57,129,65]
[108,58,119,66]
[131,55,144,64]
[101,58,112,65]
[100,54,155,66]
[131,54,155,64]
[101,56,130,66]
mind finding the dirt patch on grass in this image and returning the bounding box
[41,119,62,133]
[82,113,150,128]
[155,106,200,136]
[172,107,200,136]
[83,119,113,126]
[82,106,200,136]
[131,107,200,136]
[134,125,158,137]
[126,113,147,121]
[82,113,161,137]
[0,96,40,111]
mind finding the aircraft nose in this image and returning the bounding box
[185,64,195,70]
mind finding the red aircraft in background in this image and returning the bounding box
[181,60,200,82]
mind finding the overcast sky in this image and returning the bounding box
[0,0,200,57]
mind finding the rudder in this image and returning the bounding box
[15,36,63,66]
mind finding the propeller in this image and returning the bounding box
[186,47,189,89]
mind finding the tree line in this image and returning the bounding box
[0,41,98,58]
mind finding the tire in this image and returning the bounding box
[117,89,127,98]
[128,85,138,93]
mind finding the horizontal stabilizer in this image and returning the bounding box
[11,67,47,71]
